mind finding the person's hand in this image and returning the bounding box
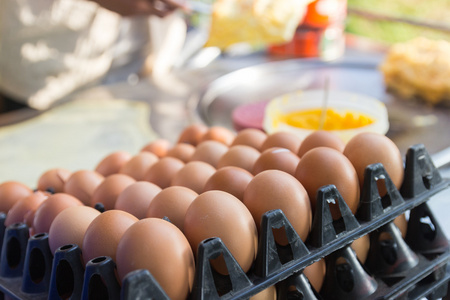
[91,0,187,17]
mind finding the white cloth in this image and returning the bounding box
[0,0,142,110]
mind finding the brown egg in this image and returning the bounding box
[200,126,236,146]
[303,259,326,292]
[189,140,228,167]
[119,152,159,180]
[260,131,302,154]
[0,181,33,214]
[166,143,196,163]
[250,285,276,300]
[171,161,216,194]
[141,139,172,158]
[252,147,300,176]
[116,218,195,300]
[216,145,260,173]
[23,210,36,230]
[82,210,138,264]
[37,168,72,193]
[231,128,268,151]
[91,174,136,210]
[203,166,253,201]
[351,234,370,264]
[184,190,258,275]
[95,151,132,177]
[394,213,408,238]
[115,181,162,219]
[5,191,48,227]
[297,130,345,157]
[64,170,104,205]
[48,206,101,254]
[295,147,360,220]
[243,170,312,245]
[177,123,208,146]
[343,132,404,195]
[32,193,83,234]
[143,157,185,189]
[146,186,197,232]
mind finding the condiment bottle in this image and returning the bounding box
[268,0,347,60]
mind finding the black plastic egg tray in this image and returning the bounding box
[1,143,450,300]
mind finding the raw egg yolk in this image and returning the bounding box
[275,108,374,130]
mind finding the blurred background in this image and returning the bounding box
[346,0,450,44]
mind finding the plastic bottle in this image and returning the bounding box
[268,0,347,60]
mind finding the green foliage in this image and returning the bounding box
[345,0,450,44]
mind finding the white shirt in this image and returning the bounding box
[0,0,149,110]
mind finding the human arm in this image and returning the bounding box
[90,0,187,17]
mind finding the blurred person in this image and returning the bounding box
[0,0,187,111]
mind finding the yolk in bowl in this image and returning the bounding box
[274,108,374,130]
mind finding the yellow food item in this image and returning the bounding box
[205,0,312,49]
[379,37,450,105]
[274,108,374,130]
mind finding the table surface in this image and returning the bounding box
[2,43,449,151]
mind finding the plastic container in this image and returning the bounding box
[263,89,389,143]
[0,144,449,299]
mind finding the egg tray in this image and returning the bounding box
[0,144,450,300]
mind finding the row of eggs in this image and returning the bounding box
[0,124,406,299]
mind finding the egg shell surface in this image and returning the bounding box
[116,218,195,300]
[184,190,258,275]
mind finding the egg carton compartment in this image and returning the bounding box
[0,144,449,299]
